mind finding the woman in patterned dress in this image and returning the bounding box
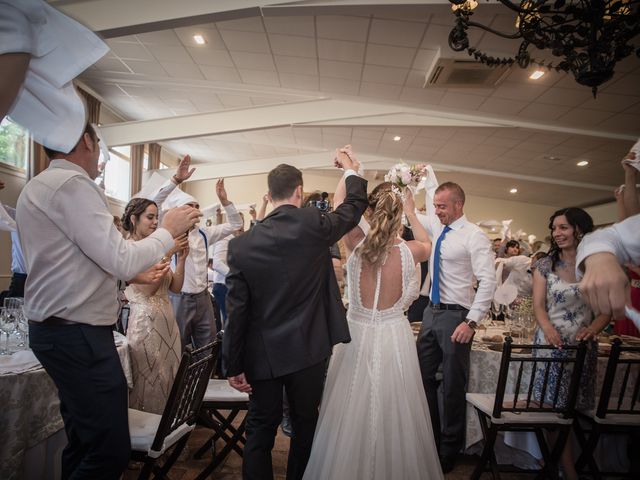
[122,198,188,414]
[532,207,610,480]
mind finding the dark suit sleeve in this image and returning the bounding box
[221,239,251,377]
[323,174,368,245]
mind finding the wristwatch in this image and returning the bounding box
[467,320,478,330]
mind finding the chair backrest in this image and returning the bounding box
[150,340,220,453]
[492,336,587,419]
[595,338,640,419]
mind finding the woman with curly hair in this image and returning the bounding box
[532,207,610,480]
[303,148,442,480]
[121,197,188,414]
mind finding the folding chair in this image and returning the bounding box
[466,337,587,480]
[193,378,250,480]
[575,338,640,479]
[128,340,220,480]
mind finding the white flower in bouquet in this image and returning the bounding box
[384,162,428,193]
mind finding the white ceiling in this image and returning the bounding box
[63,0,640,206]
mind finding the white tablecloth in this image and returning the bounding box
[0,331,132,480]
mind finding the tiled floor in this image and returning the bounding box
[123,422,531,480]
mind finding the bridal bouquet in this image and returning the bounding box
[384,163,428,192]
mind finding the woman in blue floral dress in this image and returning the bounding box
[532,207,610,480]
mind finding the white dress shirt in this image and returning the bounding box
[212,235,232,285]
[497,255,532,298]
[181,206,243,294]
[17,159,175,325]
[0,0,109,152]
[576,213,640,276]
[424,214,497,323]
[0,204,26,274]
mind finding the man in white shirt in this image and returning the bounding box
[17,124,200,479]
[167,180,244,351]
[416,181,496,473]
[577,213,640,320]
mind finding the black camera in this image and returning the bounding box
[308,192,331,212]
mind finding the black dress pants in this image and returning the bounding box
[243,359,328,480]
[417,307,471,458]
[29,323,130,480]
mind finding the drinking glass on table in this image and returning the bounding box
[0,308,16,355]
[15,307,28,349]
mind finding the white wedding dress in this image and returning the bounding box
[303,234,443,480]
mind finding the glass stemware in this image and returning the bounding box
[0,308,16,355]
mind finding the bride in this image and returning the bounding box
[303,149,443,480]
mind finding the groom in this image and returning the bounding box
[223,149,368,480]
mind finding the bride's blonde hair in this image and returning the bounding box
[359,182,404,268]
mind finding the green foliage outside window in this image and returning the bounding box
[0,118,28,170]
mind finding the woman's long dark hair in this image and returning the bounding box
[547,207,594,270]
[121,198,157,235]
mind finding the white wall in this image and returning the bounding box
[185,170,557,239]
[585,201,618,227]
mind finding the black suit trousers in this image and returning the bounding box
[28,323,130,480]
[243,359,328,480]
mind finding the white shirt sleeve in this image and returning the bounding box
[576,214,640,277]
[49,176,175,280]
[467,229,498,323]
[212,239,230,277]
[0,204,17,232]
[150,179,178,218]
[205,203,244,244]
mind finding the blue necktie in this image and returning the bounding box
[431,225,451,305]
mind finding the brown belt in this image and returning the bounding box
[29,316,82,327]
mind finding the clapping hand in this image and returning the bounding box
[216,178,231,206]
[576,325,598,342]
[542,323,563,348]
[173,155,196,184]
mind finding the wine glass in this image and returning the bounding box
[0,308,16,355]
[15,308,28,349]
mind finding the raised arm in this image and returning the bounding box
[332,146,366,252]
[205,179,244,243]
[403,190,431,263]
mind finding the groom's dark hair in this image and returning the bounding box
[268,164,303,201]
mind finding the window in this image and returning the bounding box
[103,146,131,202]
[0,118,28,170]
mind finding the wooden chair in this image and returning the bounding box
[466,337,587,480]
[128,341,220,480]
[575,338,640,479]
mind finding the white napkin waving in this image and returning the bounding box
[623,139,640,172]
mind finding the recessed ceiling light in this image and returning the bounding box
[509,188,518,194]
[576,160,589,167]
[529,70,545,80]
[193,34,206,45]
[393,135,402,142]
[543,155,561,161]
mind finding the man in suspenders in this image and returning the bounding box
[164,179,243,351]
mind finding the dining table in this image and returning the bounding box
[0,331,132,480]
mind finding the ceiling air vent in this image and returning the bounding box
[424,57,510,88]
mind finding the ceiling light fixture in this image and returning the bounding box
[447,0,640,97]
[193,34,206,45]
[393,135,402,141]
[576,160,590,166]
[529,70,545,80]
[510,188,518,194]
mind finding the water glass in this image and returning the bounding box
[15,308,28,349]
[0,308,16,355]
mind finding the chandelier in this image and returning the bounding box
[447,0,640,97]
